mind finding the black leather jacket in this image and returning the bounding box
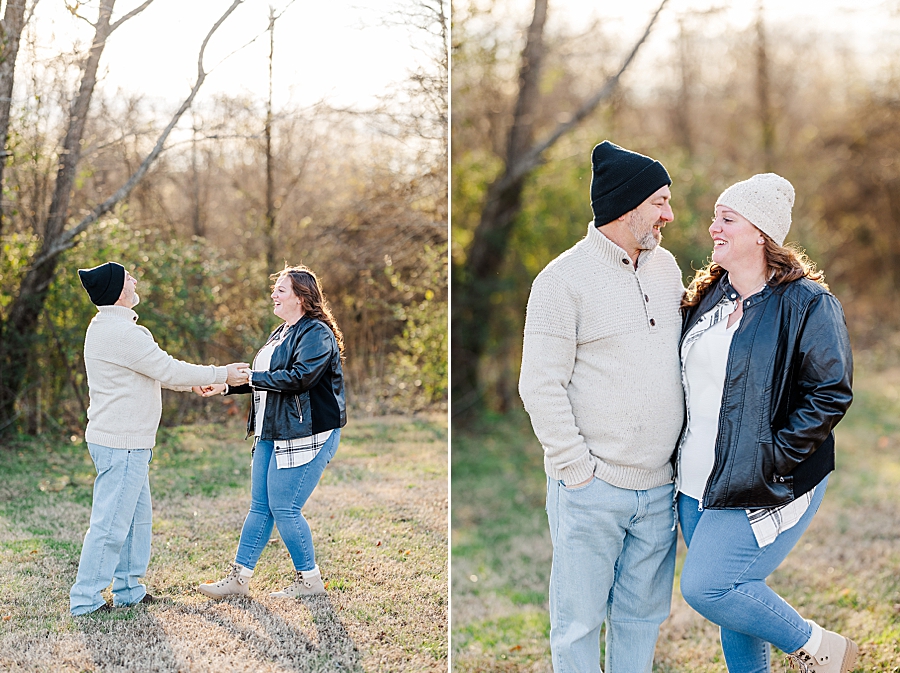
[678,274,853,509]
[227,315,346,440]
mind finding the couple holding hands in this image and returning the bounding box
[69,262,345,616]
[520,142,856,673]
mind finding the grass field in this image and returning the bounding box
[0,414,447,672]
[451,367,900,672]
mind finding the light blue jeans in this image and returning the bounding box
[70,444,152,615]
[235,429,339,572]
[546,477,677,673]
[678,475,829,673]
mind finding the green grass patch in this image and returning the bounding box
[0,414,447,672]
[451,369,900,671]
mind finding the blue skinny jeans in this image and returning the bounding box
[678,475,828,672]
[235,430,339,572]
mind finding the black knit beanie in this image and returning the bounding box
[78,262,125,306]
[590,141,671,226]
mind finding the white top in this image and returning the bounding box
[679,314,740,499]
[519,223,685,490]
[252,339,280,437]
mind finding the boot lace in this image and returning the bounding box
[784,651,814,673]
[213,563,243,587]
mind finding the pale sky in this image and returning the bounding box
[470,0,898,71]
[545,0,894,34]
[29,0,429,110]
[562,0,900,88]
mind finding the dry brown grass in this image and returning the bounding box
[0,414,447,672]
[451,368,900,672]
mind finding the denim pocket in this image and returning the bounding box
[88,444,112,474]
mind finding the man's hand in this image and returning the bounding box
[225,362,251,386]
[200,384,227,397]
[565,477,594,489]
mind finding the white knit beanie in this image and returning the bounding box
[715,173,794,246]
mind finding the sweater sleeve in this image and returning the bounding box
[518,270,595,486]
[119,326,228,388]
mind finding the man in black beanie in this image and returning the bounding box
[70,262,251,615]
[77,261,127,307]
[519,142,684,671]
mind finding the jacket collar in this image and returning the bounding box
[578,222,657,272]
[720,272,774,309]
[96,304,138,323]
[267,314,312,343]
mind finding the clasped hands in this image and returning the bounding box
[191,362,251,397]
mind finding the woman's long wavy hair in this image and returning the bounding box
[274,265,345,358]
[681,235,828,309]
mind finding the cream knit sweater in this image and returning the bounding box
[83,305,227,449]
[519,223,685,490]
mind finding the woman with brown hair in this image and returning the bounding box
[676,174,856,672]
[196,265,346,599]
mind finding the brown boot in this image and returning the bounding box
[787,627,858,673]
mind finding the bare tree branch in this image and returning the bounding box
[207,0,297,76]
[109,0,156,33]
[23,0,40,27]
[64,1,96,29]
[31,0,245,266]
[503,0,669,188]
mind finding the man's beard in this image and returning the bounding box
[132,292,140,307]
[628,211,661,250]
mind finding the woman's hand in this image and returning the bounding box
[225,362,251,385]
[192,384,227,397]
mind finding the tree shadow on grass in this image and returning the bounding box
[71,594,361,672]
[191,594,362,672]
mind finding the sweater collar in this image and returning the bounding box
[97,304,138,323]
[578,222,657,271]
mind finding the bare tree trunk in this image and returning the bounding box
[451,0,546,409]
[44,0,115,245]
[264,5,277,271]
[756,0,775,171]
[0,0,29,238]
[191,118,204,236]
[0,0,119,429]
[0,0,244,431]
[674,16,694,156]
[452,0,668,411]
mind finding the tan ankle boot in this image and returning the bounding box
[787,628,858,673]
[197,563,252,598]
[269,565,325,597]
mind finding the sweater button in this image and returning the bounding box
[649,318,656,326]
[644,294,649,302]
[622,258,629,264]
